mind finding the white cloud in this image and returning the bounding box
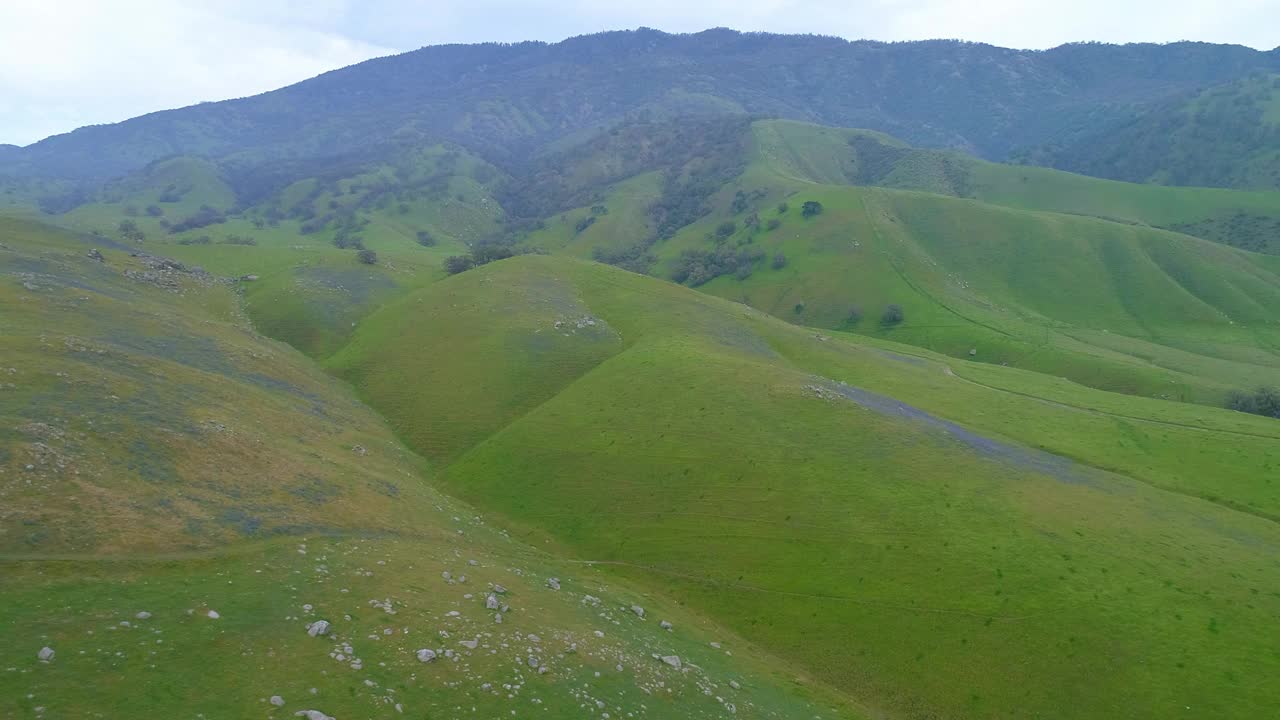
[0,1,394,145]
[2,0,1276,145]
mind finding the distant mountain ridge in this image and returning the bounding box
[4,28,1279,186]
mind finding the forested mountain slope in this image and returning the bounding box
[3,30,1277,185]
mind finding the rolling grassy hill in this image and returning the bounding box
[0,218,858,720]
[752,119,1280,253]
[517,122,1280,407]
[328,254,1280,720]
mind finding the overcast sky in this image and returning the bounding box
[1,0,1276,146]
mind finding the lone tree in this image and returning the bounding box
[356,249,378,265]
[801,201,824,218]
[416,230,436,246]
[881,304,905,325]
[771,252,787,270]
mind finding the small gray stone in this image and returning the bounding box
[729,680,741,690]
[659,620,672,631]
[485,594,499,610]
[660,655,682,669]
[459,639,478,650]
[135,611,152,620]
[415,648,437,663]
[270,695,285,707]
[546,577,560,591]
[37,646,54,662]
[294,711,333,720]
[630,605,645,618]
[87,249,105,262]
[307,620,331,637]
[493,584,507,594]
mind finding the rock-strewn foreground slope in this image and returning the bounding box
[0,218,856,720]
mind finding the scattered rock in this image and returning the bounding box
[206,610,220,619]
[968,348,977,357]
[270,695,285,707]
[546,577,561,591]
[415,648,437,663]
[135,611,152,620]
[240,274,260,282]
[660,620,673,631]
[86,248,105,262]
[485,594,499,610]
[294,711,333,720]
[729,680,741,690]
[352,445,368,456]
[660,655,682,670]
[37,647,54,663]
[459,639,478,650]
[307,620,331,637]
[630,605,645,618]
[493,584,507,594]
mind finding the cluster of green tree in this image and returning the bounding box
[1023,74,1280,189]
[671,245,770,285]
[1227,387,1280,419]
[443,243,523,275]
[168,205,227,233]
[1165,212,1280,254]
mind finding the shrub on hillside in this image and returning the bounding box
[444,255,474,274]
[846,305,864,324]
[117,219,145,243]
[1227,387,1280,419]
[574,215,597,234]
[357,249,378,265]
[777,202,789,214]
[145,204,164,217]
[416,230,437,246]
[766,218,781,231]
[715,220,737,239]
[881,304,905,325]
[801,200,824,218]
[771,252,787,270]
[169,205,227,233]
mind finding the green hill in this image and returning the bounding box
[512,123,1280,406]
[329,254,1280,720]
[753,119,1280,253]
[0,218,857,720]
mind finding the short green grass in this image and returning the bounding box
[336,254,1280,720]
[0,217,858,720]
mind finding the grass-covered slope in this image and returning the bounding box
[601,127,1280,405]
[0,217,439,553]
[754,119,1280,253]
[0,218,856,720]
[334,254,1280,720]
